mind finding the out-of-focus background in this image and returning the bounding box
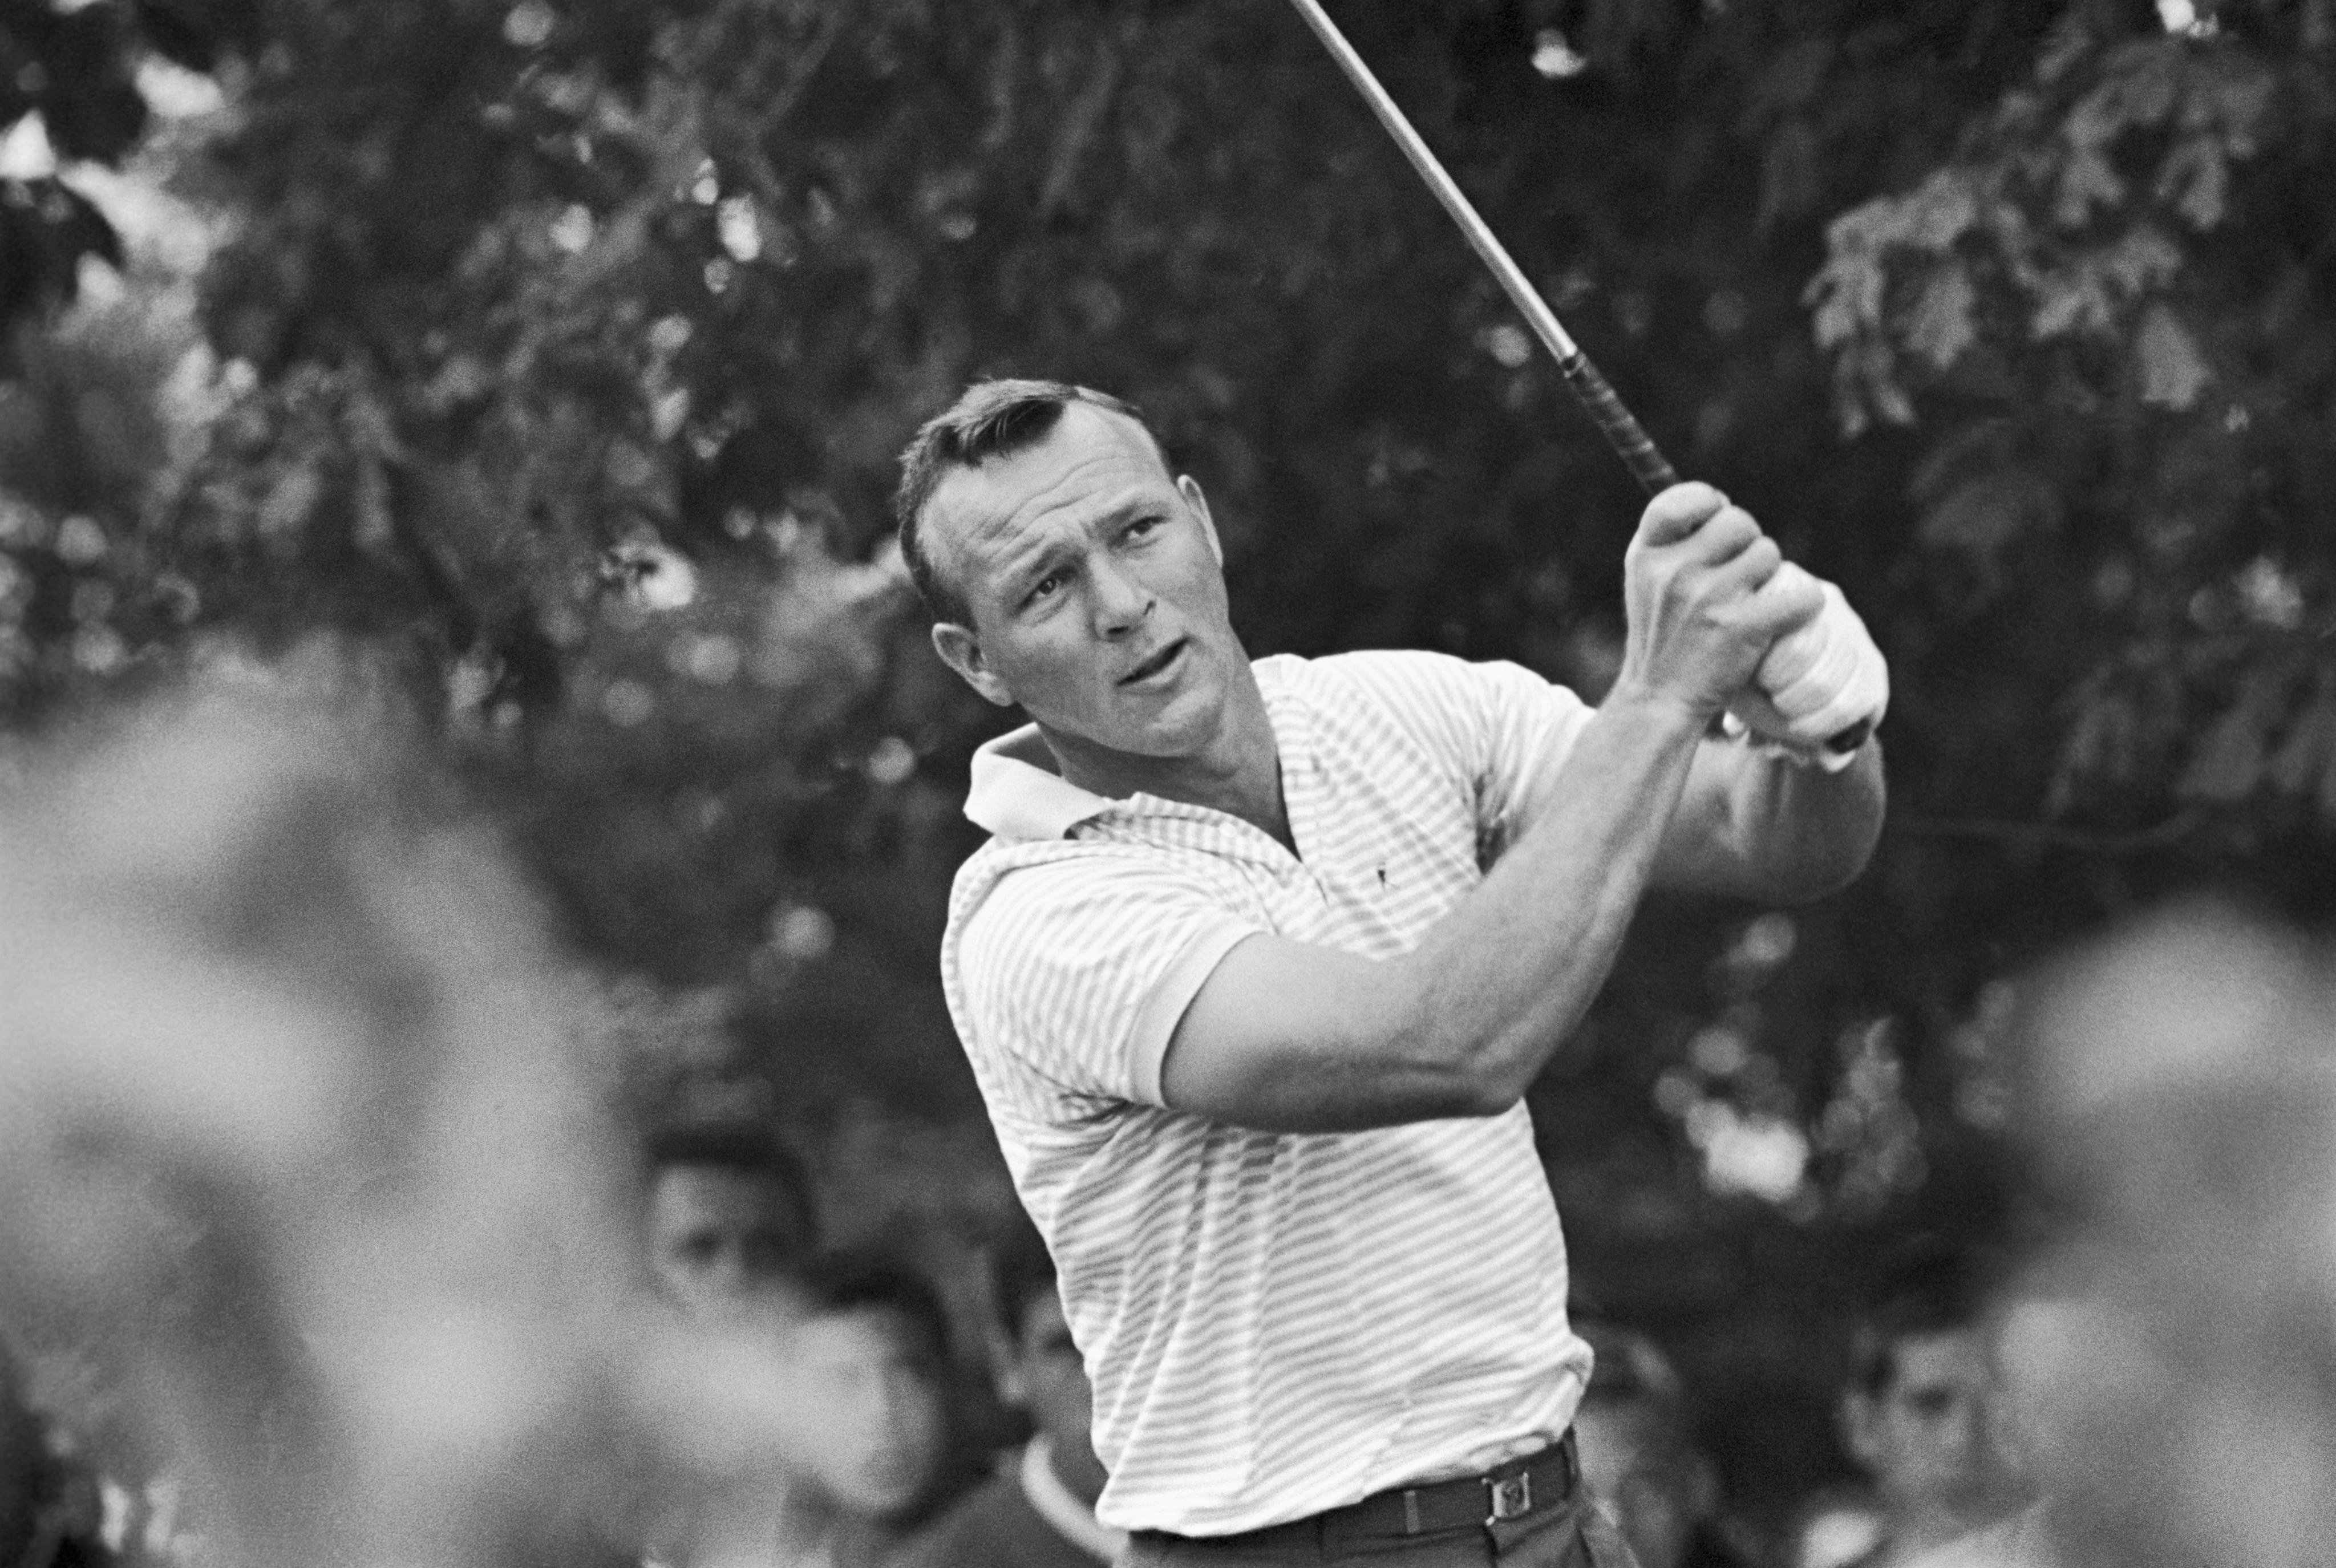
[2,1,2333,1565]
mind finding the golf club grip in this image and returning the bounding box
[1556,350,1678,495]
[1558,350,1867,753]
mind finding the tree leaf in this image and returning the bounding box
[2136,301,2209,410]
[2178,674,2282,803]
[1904,263,1977,371]
[1918,468,2059,594]
[258,461,323,536]
[2054,147,2124,228]
[2155,135,2229,229]
[1758,118,1821,232]
[2267,692,2336,796]
[1750,38,1836,119]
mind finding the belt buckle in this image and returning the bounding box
[1485,1471,1532,1524]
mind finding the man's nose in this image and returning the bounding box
[1090,558,1153,637]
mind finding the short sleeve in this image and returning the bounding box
[954,853,1263,1107]
[1463,658,1595,842]
[1307,651,1593,855]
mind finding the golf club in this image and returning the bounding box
[1280,0,1873,753]
[1280,0,1677,494]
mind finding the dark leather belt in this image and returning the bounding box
[1132,1431,1580,1552]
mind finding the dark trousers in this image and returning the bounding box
[1118,1461,1641,1568]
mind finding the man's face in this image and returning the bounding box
[999,1289,1103,1496]
[1573,1400,1705,1568]
[924,403,1245,761]
[792,1307,948,1521]
[646,1165,812,1312]
[1845,1329,2005,1510]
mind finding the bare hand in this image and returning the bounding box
[1613,484,1824,725]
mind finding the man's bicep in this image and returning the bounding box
[957,864,1258,1106]
[1158,935,1473,1134]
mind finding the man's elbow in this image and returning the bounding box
[1770,777,1885,902]
[1379,986,1533,1120]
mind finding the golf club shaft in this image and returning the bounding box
[1281,0,1678,494]
[1282,0,1879,752]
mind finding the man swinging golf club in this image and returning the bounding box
[902,377,1887,1567]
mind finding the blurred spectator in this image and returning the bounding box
[1930,903,2336,1568]
[1831,1244,2023,1568]
[0,680,828,1568]
[790,1251,958,1558]
[653,1250,958,1568]
[644,1124,821,1314]
[1570,1323,1748,1568]
[892,1217,1118,1568]
[0,1335,110,1568]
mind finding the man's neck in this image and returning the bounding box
[1039,668,1293,852]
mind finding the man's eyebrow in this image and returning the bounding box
[998,536,1075,590]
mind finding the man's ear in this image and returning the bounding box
[932,621,1015,708]
[1178,474,1223,567]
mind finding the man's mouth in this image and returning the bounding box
[1119,638,1188,687]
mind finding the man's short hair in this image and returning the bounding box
[641,1121,818,1238]
[983,1212,1060,1344]
[890,378,1156,625]
[1848,1239,1993,1396]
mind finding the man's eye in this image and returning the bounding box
[1125,516,1161,540]
[1028,573,1064,603]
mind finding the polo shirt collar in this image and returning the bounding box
[962,662,1302,845]
[965,725,1116,840]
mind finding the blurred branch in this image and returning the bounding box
[1889,808,2203,854]
[1037,8,1140,220]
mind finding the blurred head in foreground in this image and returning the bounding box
[1837,1241,2021,1563]
[642,1123,818,1313]
[1983,902,2336,1568]
[0,676,833,1568]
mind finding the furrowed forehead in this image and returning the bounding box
[923,404,1175,574]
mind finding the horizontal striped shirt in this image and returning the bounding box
[942,650,1597,1535]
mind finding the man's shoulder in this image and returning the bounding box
[1262,646,1480,700]
[945,825,1237,935]
[889,1469,1096,1568]
[1270,648,1571,732]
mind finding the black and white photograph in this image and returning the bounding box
[1,2,2330,1566]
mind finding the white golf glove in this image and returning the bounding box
[1723,563,1886,769]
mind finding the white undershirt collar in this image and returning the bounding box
[1018,1437,1124,1564]
[964,726,1116,841]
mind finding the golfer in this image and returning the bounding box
[904,379,1886,1566]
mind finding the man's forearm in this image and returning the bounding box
[1651,732,1886,903]
[1738,739,1885,901]
[1386,691,1710,1113]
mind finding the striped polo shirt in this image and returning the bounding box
[942,650,1598,1536]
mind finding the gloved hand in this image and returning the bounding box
[1723,562,1886,769]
